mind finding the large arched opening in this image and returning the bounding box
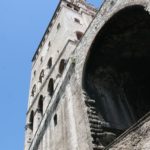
[82,5,150,145]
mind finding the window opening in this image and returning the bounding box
[48,41,51,47]
[74,18,80,24]
[76,31,83,40]
[33,70,36,77]
[48,78,54,96]
[59,59,66,74]
[74,6,80,12]
[38,95,44,115]
[39,70,44,83]
[40,57,43,64]
[47,58,52,68]
[54,114,57,126]
[29,111,34,130]
[67,3,72,8]
[31,84,36,97]
[57,23,61,30]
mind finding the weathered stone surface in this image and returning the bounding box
[24,0,150,150]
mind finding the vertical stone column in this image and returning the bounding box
[38,140,43,150]
[66,85,78,150]
[47,125,50,150]
[42,129,48,150]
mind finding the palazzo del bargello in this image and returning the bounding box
[24,0,150,149]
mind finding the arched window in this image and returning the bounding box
[67,3,72,8]
[74,18,80,24]
[59,59,66,74]
[54,114,57,126]
[31,84,36,97]
[33,70,36,77]
[29,111,34,130]
[48,78,54,96]
[40,57,43,64]
[48,41,51,47]
[39,70,44,83]
[47,58,52,68]
[38,95,44,115]
[76,31,83,40]
[57,23,61,30]
[74,6,80,12]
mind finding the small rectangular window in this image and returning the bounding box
[54,114,57,126]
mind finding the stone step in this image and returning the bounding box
[91,132,106,137]
[85,99,96,105]
[93,145,104,150]
[91,131,103,135]
[91,128,103,133]
[88,114,99,120]
[90,124,102,129]
[87,109,97,115]
[89,106,97,111]
[89,119,101,125]
[91,132,116,141]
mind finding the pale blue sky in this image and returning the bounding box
[0,1,102,150]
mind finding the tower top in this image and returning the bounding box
[67,0,86,4]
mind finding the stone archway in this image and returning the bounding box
[82,5,150,146]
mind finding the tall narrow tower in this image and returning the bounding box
[24,0,96,150]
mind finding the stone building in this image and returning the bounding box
[24,0,150,150]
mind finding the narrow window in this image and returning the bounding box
[40,57,43,64]
[67,3,72,8]
[54,114,57,126]
[47,58,52,68]
[31,84,36,97]
[29,111,34,130]
[48,78,54,96]
[48,41,51,47]
[59,59,66,74]
[74,18,80,24]
[33,70,36,77]
[47,29,50,34]
[74,6,80,12]
[76,31,83,40]
[38,95,44,115]
[39,70,44,83]
[57,23,61,30]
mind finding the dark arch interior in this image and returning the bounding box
[29,111,34,130]
[47,58,52,68]
[76,31,83,40]
[48,79,54,96]
[38,95,44,114]
[54,114,57,126]
[31,84,36,96]
[39,70,44,83]
[59,59,66,74]
[83,5,150,135]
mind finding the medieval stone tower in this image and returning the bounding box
[25,0,150,150]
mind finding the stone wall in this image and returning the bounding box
[25,0,150,150]
[73,0,150,149]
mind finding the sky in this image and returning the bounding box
[0,0,102,150]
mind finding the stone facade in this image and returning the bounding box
[24,0,150,150]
